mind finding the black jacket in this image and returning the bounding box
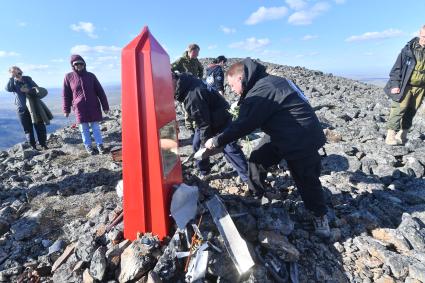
[216,58,326,160]
[384,37,418,102]
[5,76,37,111]
[205,64,225,92]
[175,73,231,143]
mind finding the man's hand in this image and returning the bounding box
[205,138,215,149]
[64,113,69,118]
[391,87,401,94]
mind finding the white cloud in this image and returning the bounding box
[334,0,346,4]
[70,45,121,55]
[345,29,403,42]
[411,31,419,37]
[245,6,288,25]
[69,45,121,73]
[285,0,307,11]
[302,34,319,41]
[208,44,218,50]
[229,37,270,51]
[0,51,20,57]
[288,2,330,25]
[364,52,374,56]
[220,25,236,34]
[70,22,98,38]
[19,64,49,72]
[18,22,27,27]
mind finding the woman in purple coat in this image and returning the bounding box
[63,55,110,155]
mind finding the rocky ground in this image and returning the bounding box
[0,59,425,282]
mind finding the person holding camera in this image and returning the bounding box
[5,66,49,150]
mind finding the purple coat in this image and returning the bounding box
[63,55,109,123]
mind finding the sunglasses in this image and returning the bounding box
[73,63,84,66]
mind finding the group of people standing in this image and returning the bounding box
[4,25,424,239]
[5,54,110,155]
[171,44,331,238]
[170,25,425,239]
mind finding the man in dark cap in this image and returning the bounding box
[205,58,330,238]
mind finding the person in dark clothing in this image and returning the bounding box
[5,66,48,150]
[172,72,248,181]
[205,55,227,95]
[384,25,425,145]
[205,58,330,238]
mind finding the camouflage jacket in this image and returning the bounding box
[171,52,203,79]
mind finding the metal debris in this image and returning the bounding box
[206,195,255,274]
[170,184,199,229]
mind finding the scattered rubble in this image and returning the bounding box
[0,59,424,282]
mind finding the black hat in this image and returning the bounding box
[213,55,227,64]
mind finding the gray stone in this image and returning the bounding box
[52,254,81,283]
[0,219,10,237]
[0,206,17,223]
[408,262,425,282]
[89,246,107,281]
[385,254,409,279]
[398,214,425,252]
[258,230,300,262]
[10,218,38,241]
[76,234,96,262]
[118,235,159,283]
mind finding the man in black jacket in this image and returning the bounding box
[205,58,330,238]
[173,72,248,182]
[384,25,425,145]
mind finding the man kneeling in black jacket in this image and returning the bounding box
[205,58,330,238]
[173,72,248,182]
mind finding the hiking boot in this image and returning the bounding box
[86,146,96,155]
[31,144,39,151]
[385,129,400,146]
[313,215,331,238]
[97,144,106,155]
[395,130,408,145]
[41,144,49,150]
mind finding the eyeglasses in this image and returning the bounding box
[73,63,84,66]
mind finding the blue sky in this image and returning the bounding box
[0,0,424,88]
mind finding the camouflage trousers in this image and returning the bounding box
[387,86,425,131]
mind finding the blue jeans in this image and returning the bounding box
[79,122,103,148]
[193,128,248,181]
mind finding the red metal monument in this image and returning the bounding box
[121,26,182,240]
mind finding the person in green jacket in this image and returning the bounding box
[172,43,204,132]
[172,43,203,78]
[384,25,425,145]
